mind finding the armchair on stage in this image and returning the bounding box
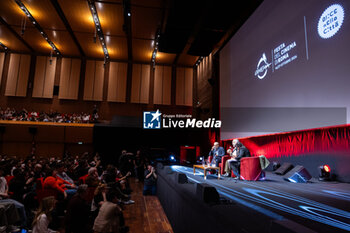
[208,155,263,181]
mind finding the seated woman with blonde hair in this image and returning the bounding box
[32,196,58,233]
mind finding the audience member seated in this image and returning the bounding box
[0,107,98,123]
[93,191,123,233]
[208,142,225,167]
[32,196,58,233]
[85,167,100,187]
[0,167,27,228]
[143,164,157,196]
[91,184,107,219]
[0,167,21,232]
[0,201,21,233]
[102,165,134,205]
[65,184,91,233]
[55,163,76,188]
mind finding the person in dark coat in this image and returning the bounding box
[65,184,91,233]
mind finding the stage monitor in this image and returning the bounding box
[220,0,350,139]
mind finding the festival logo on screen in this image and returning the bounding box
[318,4,345,39]
[254,53,271,79]
[143,110,162,129]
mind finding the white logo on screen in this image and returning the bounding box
[254,53,271,79]
[318,4,345,39]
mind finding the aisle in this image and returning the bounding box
[123,178,173,233]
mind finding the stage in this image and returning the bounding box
[157,165,350,233]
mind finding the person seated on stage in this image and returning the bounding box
[208,142,225,167]
[228,139,251,179]
[223,148,238,177]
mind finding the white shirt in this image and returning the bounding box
[32,214,57,233]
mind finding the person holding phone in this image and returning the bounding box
[143,165,157,196]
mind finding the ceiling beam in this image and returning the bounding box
[50,0,85,57]
[172,1,209,65]
[0,17,34,53]
[123,0,132,61]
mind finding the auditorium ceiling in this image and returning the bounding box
[0,0,262,66]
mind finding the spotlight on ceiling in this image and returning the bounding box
[319,164,332,181]
[151,29,161,66]
[88,0,109,62]
[15,0,61,55]
[0,42,9,51]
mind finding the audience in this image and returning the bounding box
[0,107,98,123]
[0,149,151,232]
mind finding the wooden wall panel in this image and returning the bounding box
[131,64,150,104]
[139,64,150,103]
[176,67,193,106]
[0,53,5,86]
[107,62,127,102]
[69,59,81,99]
[154,65,171,105]
[93,61,105,101]
[84,60,104,101]
[5,54,30,97]
[59,58,81,99]
[176,67,185,105]
[33,56,57,98]
[43,57,56,98]
[16,55,31,97]
[58,57,71,98]
[153,65,163,104]
[83,60,95,100]
[131,64,141,103]
[184,68,193,106]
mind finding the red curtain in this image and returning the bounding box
[222,124,350,159]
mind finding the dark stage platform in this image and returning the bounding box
[157,165,350,233]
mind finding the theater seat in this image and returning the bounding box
[78,174,89,184]
[240,157,262,181]
[5,175,14,184]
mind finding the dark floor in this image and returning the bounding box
[170,165,350,233]
[123,178,173,233]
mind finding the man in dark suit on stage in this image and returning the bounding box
[227,139,250,179]
[209,142,225,167]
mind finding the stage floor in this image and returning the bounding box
[170,165,350,233]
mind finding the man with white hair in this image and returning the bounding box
[208,142,225,167]
[228,139,251,179]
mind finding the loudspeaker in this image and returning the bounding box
[176,173,187,184]
[274,163,294,175]
[283,165,312,183]
[28,127,37,135]
[196,183,219,204]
